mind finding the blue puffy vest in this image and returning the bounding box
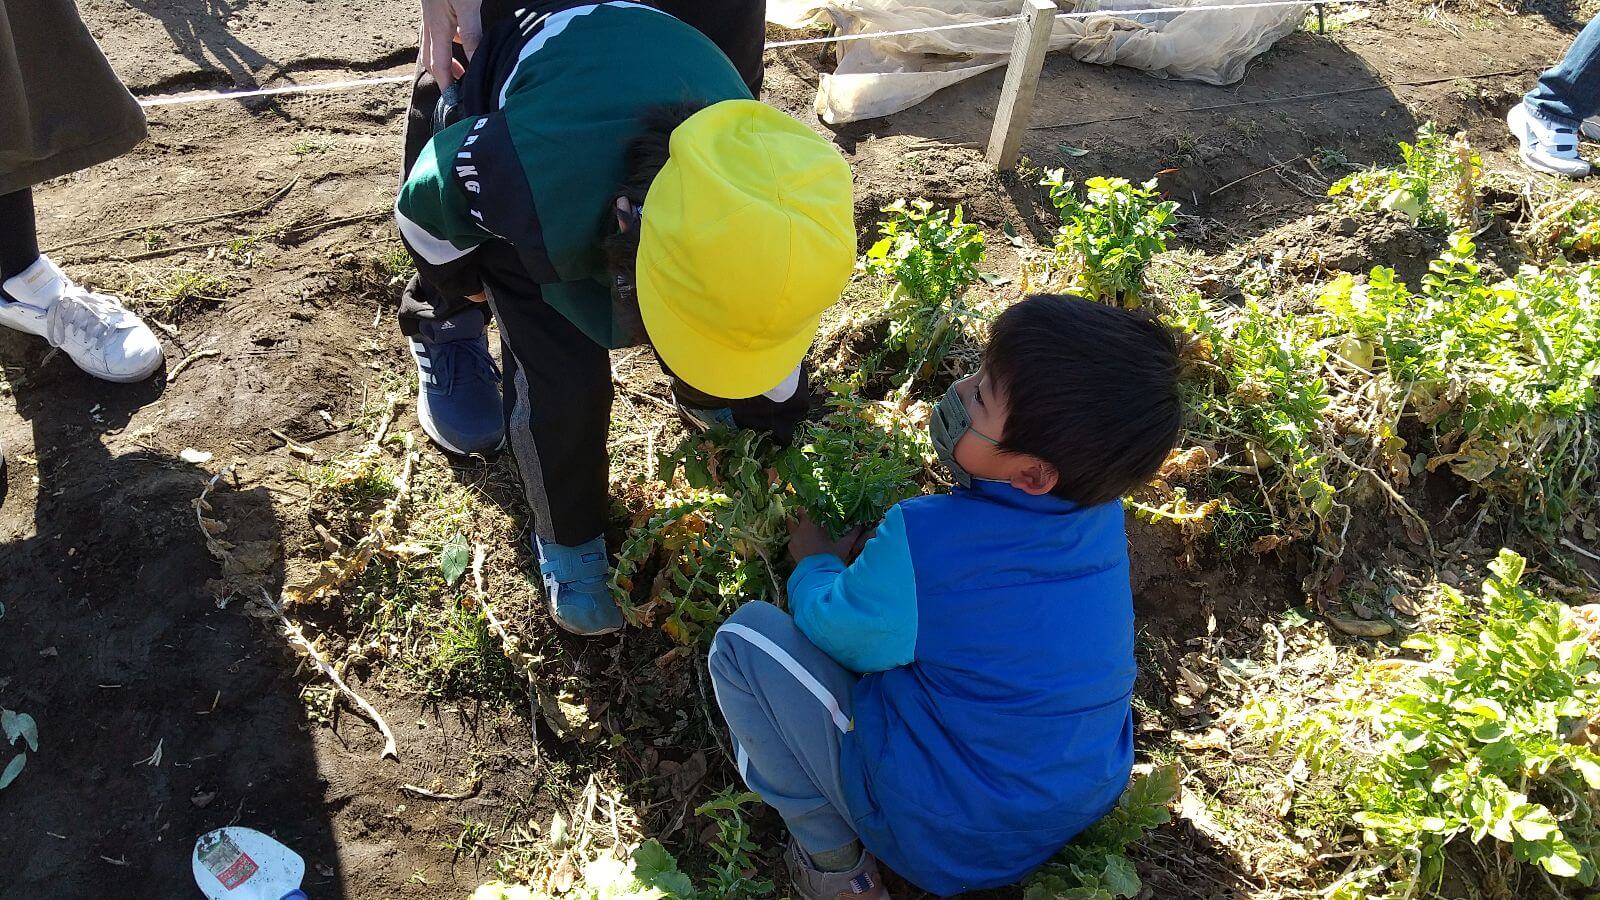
[841,482,1136,894]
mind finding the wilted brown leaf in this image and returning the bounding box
[549,858,577,894]
[536,684,601,744]
[1250,534,1294,554]
[1325,614,1393,638]
[1172,728,1230,752]
[1158,446,1215,482]
[1177,666,1210,698]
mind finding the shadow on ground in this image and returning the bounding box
[123,0,279,86]
[0,331,342,894]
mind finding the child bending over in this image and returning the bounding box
[708,294,1183,898]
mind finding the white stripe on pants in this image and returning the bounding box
[708,601,862,855]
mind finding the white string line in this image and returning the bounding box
[765,0,1367,47]
[764,13,1026,48]
[138,74,412,108]
[135,0,1365,108]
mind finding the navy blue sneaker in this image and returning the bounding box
[535,535,625,636]
[409,307,504,455]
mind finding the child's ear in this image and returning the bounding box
[1011,458,1059,496]
[615,197,634,233]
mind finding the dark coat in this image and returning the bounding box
[0,0,146,194]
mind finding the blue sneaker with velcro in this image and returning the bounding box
[409,306,504,455]
[535,534,625,636]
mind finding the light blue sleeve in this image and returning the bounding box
[788,505,919,674]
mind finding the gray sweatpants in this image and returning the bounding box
[708,601,862,855]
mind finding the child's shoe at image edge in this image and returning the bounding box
[784,841,891,900]
[1508,102,1592,178]
[0,256,163,383]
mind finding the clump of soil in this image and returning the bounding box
[1255,209,1448,286]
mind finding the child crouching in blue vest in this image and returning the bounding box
[708,294,1184,898]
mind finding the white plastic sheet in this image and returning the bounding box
[769,0,1308,123]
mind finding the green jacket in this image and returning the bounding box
[395,1,750,346]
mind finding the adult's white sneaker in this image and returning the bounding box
[0,256,164,382]
[1507,102,1592,178]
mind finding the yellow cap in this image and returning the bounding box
[636,100,856,399]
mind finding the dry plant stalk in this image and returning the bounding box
[542,775,640,896]
[401,779,481,801]
[265,588,399,760]
[166,346,219,383]
[282,407,417,609]
[192,464,399,759]
[472,543,542,678]
[1452,136,1479,226]
[192,464,276,605]
[470,544,598,742]
[367,394,399,452]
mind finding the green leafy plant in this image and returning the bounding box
[376,243,420,287]
[420,603,526,702]
[613,490,778,646]
[694,789,776,898]
[1041,174,1178,304]
[632,841,698,897]
[1151,290,1343,555]
[1023,765,1181,899]
[1,707,38,790]
[129,266,233,319]
[614,429,791,645]
[1328,122,1479,230]
[617,391,935,645]
[1152,215,1598,562]
[1247,550,1600,898]
[440,532,470,587]
[1318,231,1600,539]
[862,199,987,391]
[780,393,933,539]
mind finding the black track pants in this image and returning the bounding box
[0,188,39,282]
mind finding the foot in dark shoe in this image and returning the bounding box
[785,841,891,900]
[534,534,625,636]
[676,398,736,434]
[409,306,504,455]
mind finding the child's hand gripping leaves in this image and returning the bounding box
[787,508,869,565]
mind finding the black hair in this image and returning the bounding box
[602,101,708,286]
[983,294,1182,507]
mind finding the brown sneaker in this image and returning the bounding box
[783,840,891,900]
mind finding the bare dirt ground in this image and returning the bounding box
[0,0,1590,896]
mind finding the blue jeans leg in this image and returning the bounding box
[708,601,861,856]
[1528,16,1600,124]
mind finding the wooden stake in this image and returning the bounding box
[986,0,1057,169]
